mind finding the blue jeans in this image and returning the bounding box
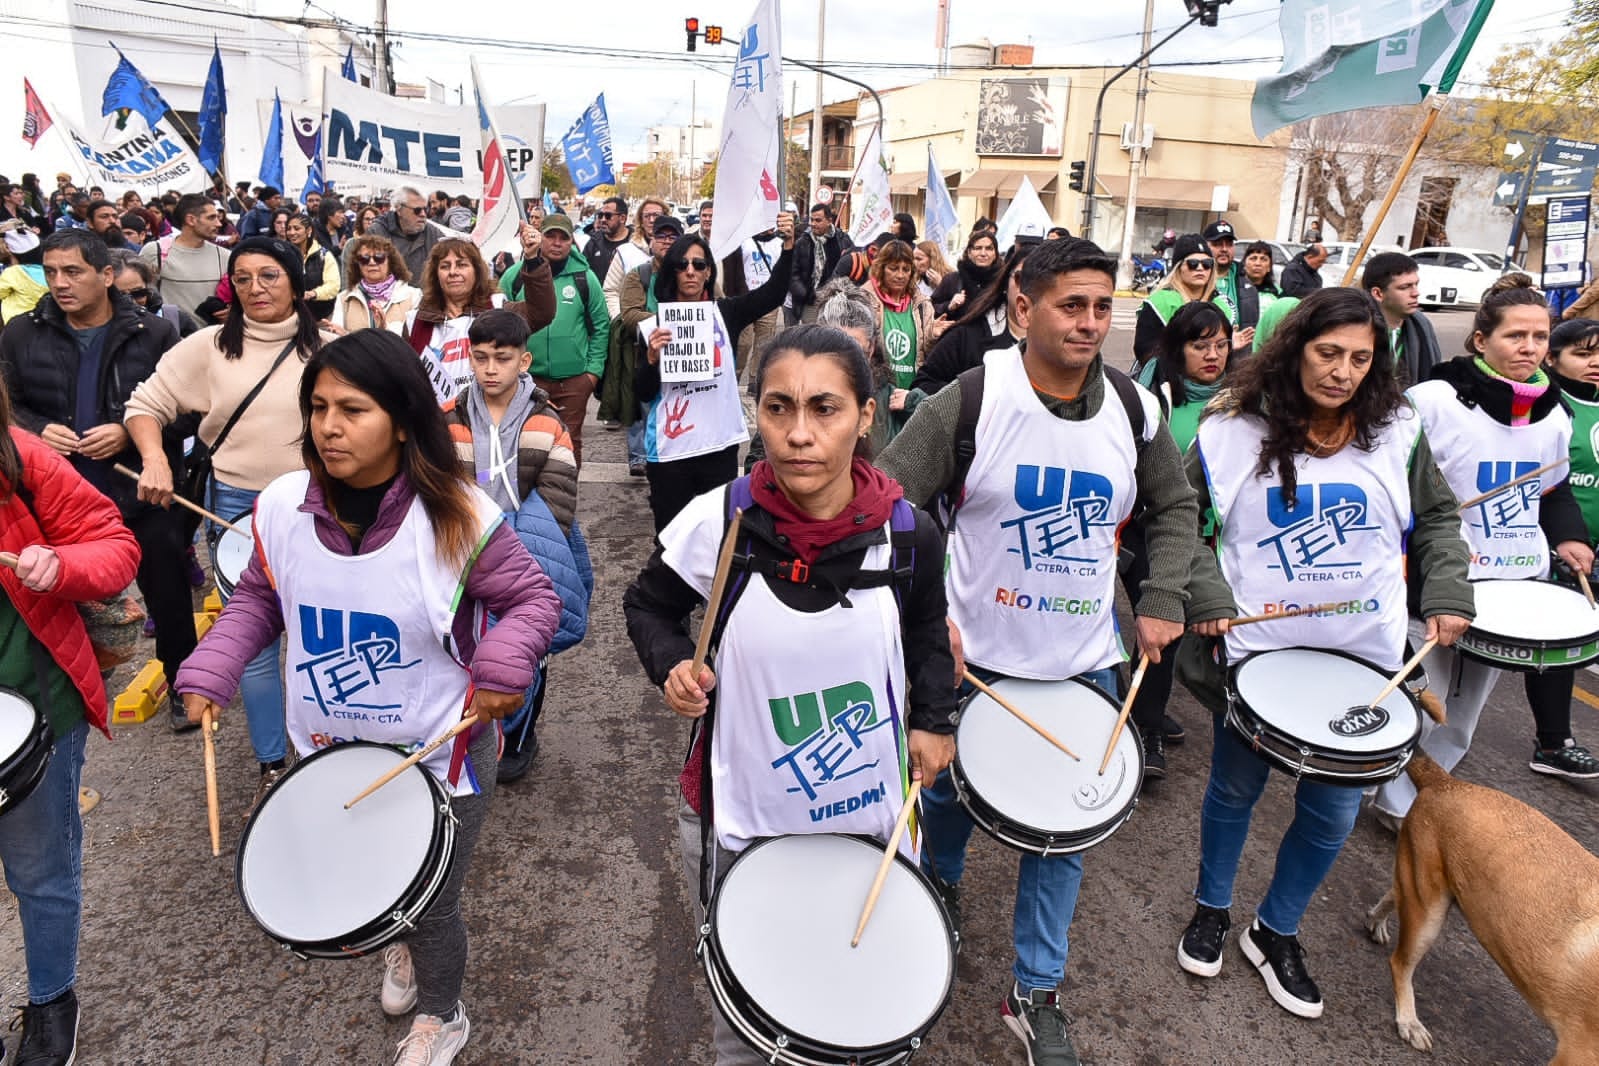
[626,407,646,466]
[1195,713,1364,936]
[919,666,1119,992]
[0,722,87,1002]
[209,479,287,764]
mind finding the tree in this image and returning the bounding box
[621,156,676,201]
[541,140,574,198]
[1290,106,1420,240]
[695,142,811,205]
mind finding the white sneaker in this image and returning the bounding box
[392,1002,470,1066]
[381,943,418,1016]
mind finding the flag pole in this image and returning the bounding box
[1338,94,1448,288]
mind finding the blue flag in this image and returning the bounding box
[258,91,285,190]
[542,190,558,214]
[341,44,358,83]
[197,41,227,174]
[101,46,172,132]
[560,94,616,195]
[924,143,958,252]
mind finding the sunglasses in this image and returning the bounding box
[676,258,711,272]
[1184,258,1216,270]
[123,287,151,301]
[356,253,388,266]
[597,211,618,219]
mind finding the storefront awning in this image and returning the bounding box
[888,168,959,194]
[1095,174,1235,211]
[958,168,1060,197]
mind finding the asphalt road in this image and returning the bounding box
[4,298,1592,1066]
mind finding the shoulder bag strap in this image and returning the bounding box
[206,338,298,455]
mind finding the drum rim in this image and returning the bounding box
[211,510,253,596]
[1465,579,1599,645]
[0,687,52,814]
[1223,697,1419,763]
[702,833,956,1059]
[1223,703,1412,785]
[950,676,1143,852]
[235,740,455,953]
[1226,646,1423,757]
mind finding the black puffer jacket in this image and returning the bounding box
[930,258,1000,319]
[909,315,1015,398]
[0,290,185,515]
[788,228,853,314]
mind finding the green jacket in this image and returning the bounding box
[500,250,610,381]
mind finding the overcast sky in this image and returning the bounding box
[274,0,1574,158]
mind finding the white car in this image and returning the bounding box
[1319,241,1405,278]
[1410,248,1525,309]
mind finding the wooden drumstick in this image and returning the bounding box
[112,463,243,534]
[1226,603,1337,627]
[1100,652,1150,776]
[345,715,480,809]
[1454,458,1569,514]
[851,779,922,948]
[201,706,221,857]
[1364,638,1439,712]
[689,509,744,680]
[1580,571,1597,611]
[0,552,16,570]
[962,671,1079,761]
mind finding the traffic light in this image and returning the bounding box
[1069,160,1086,192]
[705,24,723,45]
[685,17,699,51]
[1184,0,1231,27]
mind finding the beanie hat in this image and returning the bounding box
[228,236,305,295]
[1171,233,1210,263]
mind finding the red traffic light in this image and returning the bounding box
[685,17,699,32]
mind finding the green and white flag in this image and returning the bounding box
[1251,0,1495,137]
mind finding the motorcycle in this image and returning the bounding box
[1131,254,1167,294]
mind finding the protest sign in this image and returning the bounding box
[657,302,720,383]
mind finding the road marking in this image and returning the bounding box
[1573,685,1599,712]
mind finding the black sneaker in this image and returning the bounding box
[1142,730,1167,781]
[169,696,199,735]
[929,874,962,950]
[1001,982,1079,1066]
[1530,740,1599,779]
[496,731,539,785]
[1240,920,1323,1018]
[1163,714,1186,746]
[14,987,77,1065]
[1177,904,1230,977]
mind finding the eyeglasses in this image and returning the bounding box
[356,253,388,266]
[676,258,711,272]
[398,204,425,214]
[231,269,286,289]
[597,211,618,219]
[1184,258,1216,271]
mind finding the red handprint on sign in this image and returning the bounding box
[663,396,695,439]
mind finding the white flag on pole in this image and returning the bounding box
[924,143,958,252]
[710,0,784,262]
[847,124,893,247]
[469,58,526,260]
[995,176,1052,252]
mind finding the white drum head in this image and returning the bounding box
[1470,580,1599,642]
[1233,650,1418,754]
[712,834,951,1049]
[214,514,255,589]
[239,744,438,945]
[957,678,1139,834]
[0,691,37,761]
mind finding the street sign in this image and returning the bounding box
[1493,169,1526,207]
[816,185,834,205]
[1530,137,1599,198]
[1504,130,1535,162]
[1542,196,1590,289]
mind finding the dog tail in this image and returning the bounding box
[1404,749,1450,791]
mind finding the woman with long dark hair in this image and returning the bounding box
[176,329,559,1066]
[1179,287,1472,1018]
[929,229,999,318]
[126,236,333,808]
[908,241,1035,401]
[1374,276,1596,820]
[285,213,341,322]
[639,218,794,531]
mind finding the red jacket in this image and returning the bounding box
[0,429,142,735]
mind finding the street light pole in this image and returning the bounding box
[1115,0,1157,289]
[808,0,825,208]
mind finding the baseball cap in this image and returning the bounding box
[652,214,685,238]
[541,214,574,237]
[1202,220,1236,243]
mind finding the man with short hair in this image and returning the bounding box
[139,194,228,316]
[583,195,632,288]
[370,184,443,279]
[303,190,322,217]
[613,212,684,476]
[237,186,280,238]
[1362,251,1442,385]
[879,237,1196,1066]
[85,201,128,250]
[1280,243,1328,298]
[429,190,451,220]
[789,202,852,323]
[1203,219,1258,349]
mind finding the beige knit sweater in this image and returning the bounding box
[125,315,336,491]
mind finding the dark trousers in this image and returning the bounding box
[536,373,595,469]
[126,504,197,684]
[1523,669,1577,748]
[645,445,740,533]
[1119,523,1180,737]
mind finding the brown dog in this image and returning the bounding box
[1366,752,1599,1063]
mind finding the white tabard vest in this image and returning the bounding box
[659,489,912,855]
[407,294,508,405]
[1408,379,1570,580]
[643,303,749,463]
[946,348,1150,679]
[253,471,504,796]
[1197,406,1419,672]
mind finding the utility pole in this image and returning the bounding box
[808,0,825,210]
[1115,0,1156,290]
[375,0,392,94]
[689,80,697,204]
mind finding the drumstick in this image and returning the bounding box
[1580,571,1597,611]
[689,509,744,679]
[344,715,480,809]
[851,779,922,948]
[1099,652,1150,776]
[0,552,15,570]
[1364,638,1439,712]
[201,706,221,857]
[963,671,1080,761]
[1227,603,1338,627]
[1454,458,1569,513]
[111,463,243,534]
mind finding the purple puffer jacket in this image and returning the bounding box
[176,472,559,706]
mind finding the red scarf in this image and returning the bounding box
[748,457,903,563]
[871,278,912,313]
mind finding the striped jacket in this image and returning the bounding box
[443,392,579,535]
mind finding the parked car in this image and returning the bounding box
[1236,239,1306,268]
[1410,247,1525,309]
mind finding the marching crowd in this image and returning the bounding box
[0,175,1593,1066]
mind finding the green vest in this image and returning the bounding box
[1564,388,1599,542]
[1147,287,1236,327]
[882,305,917,388]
